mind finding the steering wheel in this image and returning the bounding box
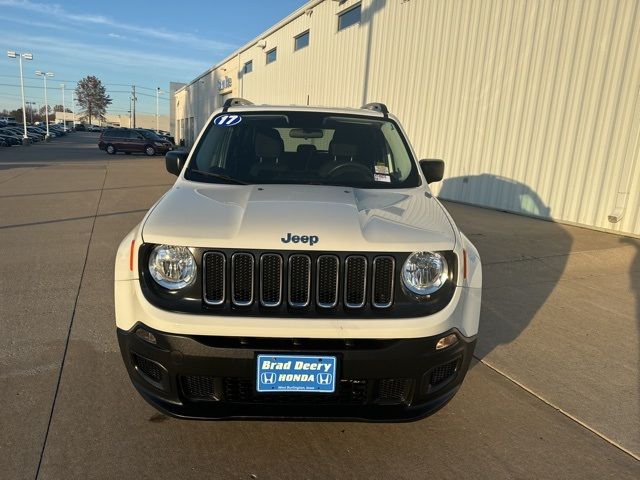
[325,162,373,181]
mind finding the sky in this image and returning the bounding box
[0,0,307,118]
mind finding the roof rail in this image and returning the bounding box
[222,97,254,112]
[361,102,389,117]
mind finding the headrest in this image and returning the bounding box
[255,129,283,158]
[330,142,357,158]
[297,144,317,154]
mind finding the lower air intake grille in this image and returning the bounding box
[223,378,368,405]
[429,359,459,386]
[182,376,218,400]
[376,378,413,404]
[133,354,162,382]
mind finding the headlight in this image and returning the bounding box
[401,251,448,295]
[148,245,196,290]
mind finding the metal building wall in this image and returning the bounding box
[174,0,640,236]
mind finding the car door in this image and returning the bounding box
[132,131,147,152]
[117,130,134,151]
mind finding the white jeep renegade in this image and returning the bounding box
[114,99,482,420]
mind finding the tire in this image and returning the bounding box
[145,146,156,156]
[106,144,116,155]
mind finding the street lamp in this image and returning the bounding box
[60,84,66,132]
[35,70,54,140]
[26,101,36,124]
[7,50,33,145]
[156,87,164,133]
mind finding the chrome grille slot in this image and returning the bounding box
[317,255,339,308]
[344,256,367,308]
[231,253,254,306]
[203,252,225,305]
[288,254,311,307]
[260,254,283,307]
[372,256,395,308]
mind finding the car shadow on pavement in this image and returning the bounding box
[621,236,640,399]
[439,175,572,366]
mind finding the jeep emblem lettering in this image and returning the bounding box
[281,233,319,246]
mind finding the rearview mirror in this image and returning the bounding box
[165,150,188,176]
[289,128,323,138]
[419,159,445,184]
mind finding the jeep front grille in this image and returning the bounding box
[231,253,254,306]
[203,251,396,311]
[203,252,225,305]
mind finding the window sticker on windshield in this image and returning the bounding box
[213,115,242,127]
[374,174,391,183]
[375,165,389,174]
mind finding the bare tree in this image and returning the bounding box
[75,76,112,124]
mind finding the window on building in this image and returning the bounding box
[266,48,277,64]
[294,30,310,51]
[243,60,253,74]
[338,3,361,31]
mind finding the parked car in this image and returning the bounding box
[26,126,48,140]
[3,126,39,142]
[140,129,175,145]
[98,128,173,156]
[114,99,482,421]
[75,124,86,131]
[0,133,21,146]
[48,125,65,136]
[87,124,102,132]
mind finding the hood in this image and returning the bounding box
[142,182,456,252]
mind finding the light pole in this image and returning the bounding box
[35,71,54,140]
[7,50,33,145]
[156,87,164,133]
[70,90,76,129]
[26,101,36,124]
[60,84,66,132]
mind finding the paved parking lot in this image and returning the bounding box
[1,134,638,479]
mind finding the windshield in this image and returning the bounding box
[184,112,421,188]
[140,130,159,140]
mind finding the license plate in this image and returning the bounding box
[256,354,337,393]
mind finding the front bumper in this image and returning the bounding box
[117,323,476,421]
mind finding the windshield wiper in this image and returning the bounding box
[189,169,250,185]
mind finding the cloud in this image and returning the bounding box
[107,33,124,39]
[0,0,236,53]
[6,31,211,75]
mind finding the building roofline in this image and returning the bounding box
[174,0,325,94]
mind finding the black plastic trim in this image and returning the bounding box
[138,245,458,318]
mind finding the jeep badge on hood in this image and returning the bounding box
[281,233,319,246]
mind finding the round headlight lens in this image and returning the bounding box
[401,251,448,295]
[148,245,196,290]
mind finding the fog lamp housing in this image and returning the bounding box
[435,333,458,350]
[135,327,157,345]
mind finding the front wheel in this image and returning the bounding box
[106,144,116,155]
[145,146,156,156]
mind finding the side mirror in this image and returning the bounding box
[419,159,445,184]
[165,150,188,176]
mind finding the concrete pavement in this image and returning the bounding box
[0,134,638,479]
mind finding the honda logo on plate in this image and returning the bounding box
[317,373,333,386]
[261,372,276,384]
